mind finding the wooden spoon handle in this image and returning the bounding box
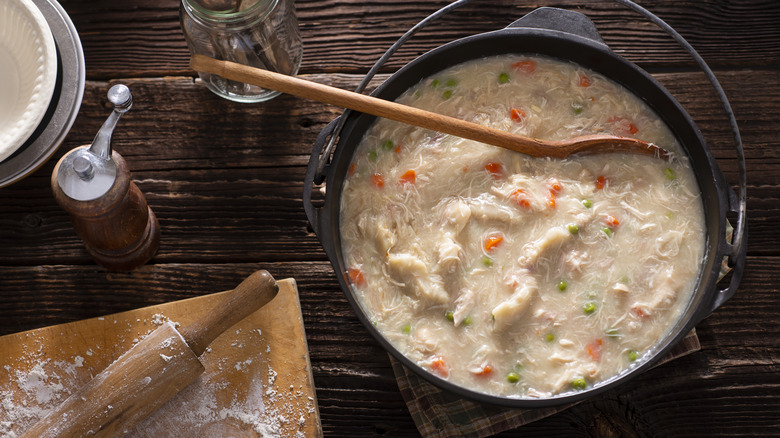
[190,54,547,155]
[178,270,278,356]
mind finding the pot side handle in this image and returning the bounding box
[708,186,748,315]
[506,7,607,46]
[304,118,340,237]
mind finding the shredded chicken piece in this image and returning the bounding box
[492,269,538,330]
[443,198,471,233]
[609,282,631,295]
[452,288,475,327]
[517,226,569,267]
[387,253,449,303]
[435,232,463,274]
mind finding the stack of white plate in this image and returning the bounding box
[0,0,84,187]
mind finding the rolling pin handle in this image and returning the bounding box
[180,270,279,356]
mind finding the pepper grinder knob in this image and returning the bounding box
[51,84,160,271]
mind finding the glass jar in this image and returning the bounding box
[180,0,302,103]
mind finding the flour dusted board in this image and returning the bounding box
[0,278,322,438]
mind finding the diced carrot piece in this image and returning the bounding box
[547,178,562,193]
[512,60,536,73]
[607,116,639,136]
[586,339,603,361]
[595,175,607,190]
[400,169,416,185]
[348,267,365,286]
[510,188,531,208]
[348,163,357,176]
[510,108,526,122]
[431,357,449,378]
[631,305,650,318]
[579,74,592,87]
[484,234,504,252]
[485,162,504,179]
[606,214,620,227]
[474,364,493,377]
[547,191,556,209]
[372,173,385,188]
[394,144,402,154]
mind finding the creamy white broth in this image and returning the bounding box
[339,55,705,398]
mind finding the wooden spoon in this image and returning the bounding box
[190,54,669,159]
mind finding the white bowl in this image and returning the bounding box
[0,0,57,163]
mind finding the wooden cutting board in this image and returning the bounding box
[0,278,322,438]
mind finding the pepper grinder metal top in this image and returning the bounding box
[52,84,160,271]
[56,85,133,201]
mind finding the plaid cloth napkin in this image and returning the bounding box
[391,330,701,438]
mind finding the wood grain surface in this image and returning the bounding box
[1,1,779,437]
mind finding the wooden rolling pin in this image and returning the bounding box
[20,270,279,438]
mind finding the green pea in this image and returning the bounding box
[583,301,597,315]
[581,199,593,208]
[601,227,613,237]
[628,350,639,362]
[401,324,411,334]
[571,377,588,390]
[498,72,510,84]
[507,372,520,383]
[445,311,454,322]
[664,167,677,180]
[567,224,579,235]
[572,103,584,115]
[481,255,494,266]
[557,280,568,291]
[368,150,378,162]
[382,140,395,151]
[442,90,453,100]
[462,316,473,326]
[545,332,555,343]
[373,321,378,326]
[445,78,458,87]
[431,78,440,88]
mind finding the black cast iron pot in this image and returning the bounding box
[303,7,747,407]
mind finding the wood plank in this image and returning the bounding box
[61,0,780,79]
[0,257,778,436]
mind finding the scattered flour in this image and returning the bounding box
[235,359,253,371]
[1,359,76,438]
[160,337,174,350]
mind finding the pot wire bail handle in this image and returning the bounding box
[612,0,747,310]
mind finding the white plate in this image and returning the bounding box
[0,0,57,163]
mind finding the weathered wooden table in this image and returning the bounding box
[1,1,778,436]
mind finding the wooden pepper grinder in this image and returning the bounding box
[52,84,160,271]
